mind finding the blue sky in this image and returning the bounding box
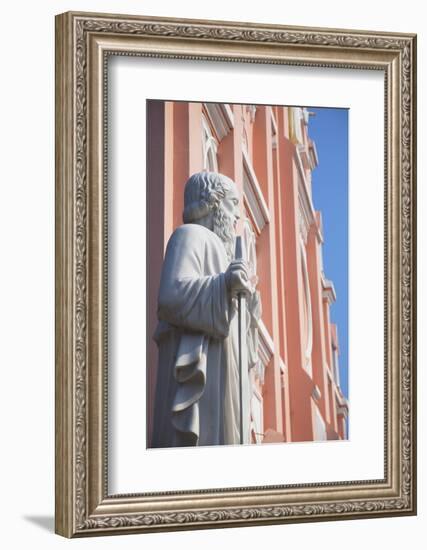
[307,107,349,400]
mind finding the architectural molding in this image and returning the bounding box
[337,405,349,417]
[300,241,313,371]
[297,139,319,172]
[270,108,278,149]
[246,104,257,123]
[289,107,304,145]
[201,115,219,172]
[250,385,264,444]
[298,207,310,244]
[309,139,319,168]
[335,386,349,408]
[312,384,322,402]
[204,102,234,141]
[297,143,311,172]
[257,319,275,383]
[242,148,270,234]
[295,148,320,244]
[322,274,337,304]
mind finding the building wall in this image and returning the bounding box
[147,100,348,444]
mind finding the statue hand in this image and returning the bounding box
[225,259,252,296]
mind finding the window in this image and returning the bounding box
[202,115,218,172]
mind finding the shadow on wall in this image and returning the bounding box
[23,516,54,533]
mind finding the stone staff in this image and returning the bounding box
[235,235,248,445]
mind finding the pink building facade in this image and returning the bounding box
[147,100,349,445]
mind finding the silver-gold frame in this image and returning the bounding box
[55,11,417,537]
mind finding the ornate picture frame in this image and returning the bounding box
[55,11,417,537]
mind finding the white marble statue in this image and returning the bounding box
[151,172,261,448]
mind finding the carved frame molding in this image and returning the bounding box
[55,11,416,537]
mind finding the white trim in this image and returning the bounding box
[332,348,341,386]
[289,106,304,145]
[309,139,319,167]
[311,400,327,441]
[204,102,234,141]
[295,147,322,245]
[242,148,270,234]
[223,104,235,128]
[250,388,264,444]
[269,106,278,136]
[302,107,310,125]
[246,104,257,123]
[336,387,349,417]
[297,143,312,171]
[257,318,274,370]
[202,115,219,172]
[270,106,278,149]
[242,218,257,284]
[312,385,322,401]
[253,316,274,385]
[298,204,310,244]
[295,148,317,220]
[337,406,349,417]
[322,274,337,303]
[300,240,313,374]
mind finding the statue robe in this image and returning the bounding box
[151,223,251,448]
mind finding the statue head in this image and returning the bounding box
[183,172,240,261]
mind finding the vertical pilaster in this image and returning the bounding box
[278,121,314,442]
[172,102,189,231]
[188,103,203,174]
[253,106,283,436]
[306,220,331,425]
[218,104,244,229]
[323,298,333,371]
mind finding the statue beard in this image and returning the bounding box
[212,205,235,262]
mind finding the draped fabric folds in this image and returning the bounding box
[151,224,250,448]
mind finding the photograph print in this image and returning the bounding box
[146,100,349,449]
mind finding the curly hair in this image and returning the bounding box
[182,172,234,224]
